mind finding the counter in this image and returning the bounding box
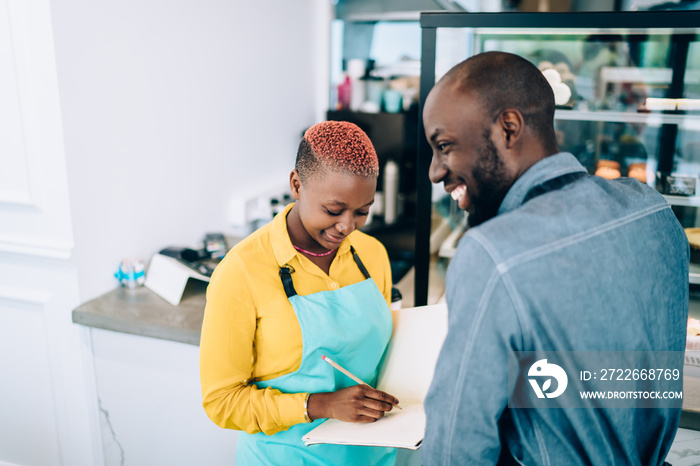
[72,280,207,346]
[73,280,237,466]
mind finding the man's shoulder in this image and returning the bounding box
[467,175,676,263]
[599,176,669,206]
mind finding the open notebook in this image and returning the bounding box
[302,303,448,450]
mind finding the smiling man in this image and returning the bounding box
[422,52,688,465]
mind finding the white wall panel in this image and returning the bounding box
[0,0,32,207]
[0,295,61,466]
[0,0,99,465]
[0,0,74,250]
[0,252,100,466]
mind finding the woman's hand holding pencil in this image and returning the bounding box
[305,355,401,423]
[321,356,402,411]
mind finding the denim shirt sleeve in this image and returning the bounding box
[423,235,524,465]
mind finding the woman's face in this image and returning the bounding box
[290,168,376,251]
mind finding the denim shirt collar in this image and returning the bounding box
[498,152,587,216]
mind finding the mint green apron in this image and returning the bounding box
[235,246,396,465]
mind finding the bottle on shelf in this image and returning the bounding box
[347,59,366,112]
[337,74,351,110]
[384,159,399,225]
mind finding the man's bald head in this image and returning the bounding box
[440,51,558,153]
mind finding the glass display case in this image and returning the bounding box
[414,11,700,307]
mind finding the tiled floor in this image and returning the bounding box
[666,428,700,466]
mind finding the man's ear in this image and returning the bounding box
[289,170,302,200]
[497,109,524,150]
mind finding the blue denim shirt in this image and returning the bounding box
[423,153,689,465]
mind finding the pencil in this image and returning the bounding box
[321,355,402,410]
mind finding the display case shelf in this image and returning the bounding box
[554,110,700,129]
[664,195,700,208]
[690,263,700,285]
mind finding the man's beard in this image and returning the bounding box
[466,132,513,228]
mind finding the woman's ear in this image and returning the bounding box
[289,169,302,200]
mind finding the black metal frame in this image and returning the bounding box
[414,10,700,306]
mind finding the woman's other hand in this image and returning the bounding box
[307,385,399,423]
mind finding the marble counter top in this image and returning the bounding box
[72,280,207,346]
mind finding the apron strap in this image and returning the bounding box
[278,246,372,298]
[522,171,588,205]
[350,246,371,280]
[279,264,297,298]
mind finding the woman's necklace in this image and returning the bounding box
[293,244,335,257]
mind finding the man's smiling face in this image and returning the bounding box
[423,80,516,228]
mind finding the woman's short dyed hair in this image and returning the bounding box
[295,121,379,182]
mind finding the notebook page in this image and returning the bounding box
[376,303,448,403]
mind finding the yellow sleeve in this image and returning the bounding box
[199,252,308,435]
[378,245,393,306]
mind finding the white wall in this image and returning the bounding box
[41,1,330,464]
[50,0,326,303]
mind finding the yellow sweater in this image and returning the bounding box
[199,203,392,435]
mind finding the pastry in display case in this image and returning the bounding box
[689,317,700,351]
